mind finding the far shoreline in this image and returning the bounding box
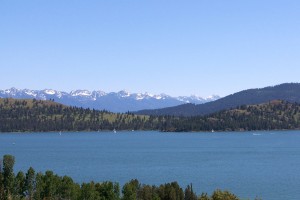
[1,129,300,134]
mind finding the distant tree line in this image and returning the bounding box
[165,100,300,132]
[1,98,300,132]
[0,155,244,200]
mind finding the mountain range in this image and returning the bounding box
[136,83,300,116]
[0,88,219,113]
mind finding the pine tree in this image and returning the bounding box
[0,160,4,200]
[14,171,26,198]
[2,155,15,200]
[25,167,36,200]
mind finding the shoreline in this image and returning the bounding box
[1,129,300,134]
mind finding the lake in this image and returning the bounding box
[0,131,299,199]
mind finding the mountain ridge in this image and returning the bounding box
[136,83,300,116]
[0,88,220,113]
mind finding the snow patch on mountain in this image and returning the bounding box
[24,90,37,97]
[44,89,56,95]
[70,90,92,97]
[155,95,162,100]
[206,95,220,100]
[4,88,18,95]
[118,90,131,98]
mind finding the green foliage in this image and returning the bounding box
[0,166,3,200]
[25,167,35,199]
[33,172,44,200]
[157,182,184,200]
[42,170,60,198]
[2,155,15,199]
[59,176,80,200]
[122,179,139,200]
[198,193,211,200]
[14,171,25,198]
[184,184,197,200]
[80,182,100,200]
[211,189,239,200]
[137,185,158,200]
[95,181,120,200]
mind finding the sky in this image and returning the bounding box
[1,0,300,97]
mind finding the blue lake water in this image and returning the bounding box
[0,131,300,200]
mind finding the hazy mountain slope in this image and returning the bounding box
[136,83,300,116]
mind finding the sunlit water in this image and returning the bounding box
[0,131,299,200]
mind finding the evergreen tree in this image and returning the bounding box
[80,182,100,200]
[184,184,197,200]
[0,160,4,200]
[33,172,43,200]
[211,189,239,200]
[122,179,139,200]
[58,175,79,200]
[14,171,26,199]
[95,181,120,200]
[2,155,15,200]
[198,193,211,200]
[25,167,35,200]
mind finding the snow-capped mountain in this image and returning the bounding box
[0,88,220,112]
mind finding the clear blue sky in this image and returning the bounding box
[1,0,300,97]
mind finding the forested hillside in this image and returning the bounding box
[1,98,300,132]
[0,98,151,132]
[162,100,300,132]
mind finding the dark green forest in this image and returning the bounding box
[1,98,300,132]
[0,154,250,200]
[163,100,300,132]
